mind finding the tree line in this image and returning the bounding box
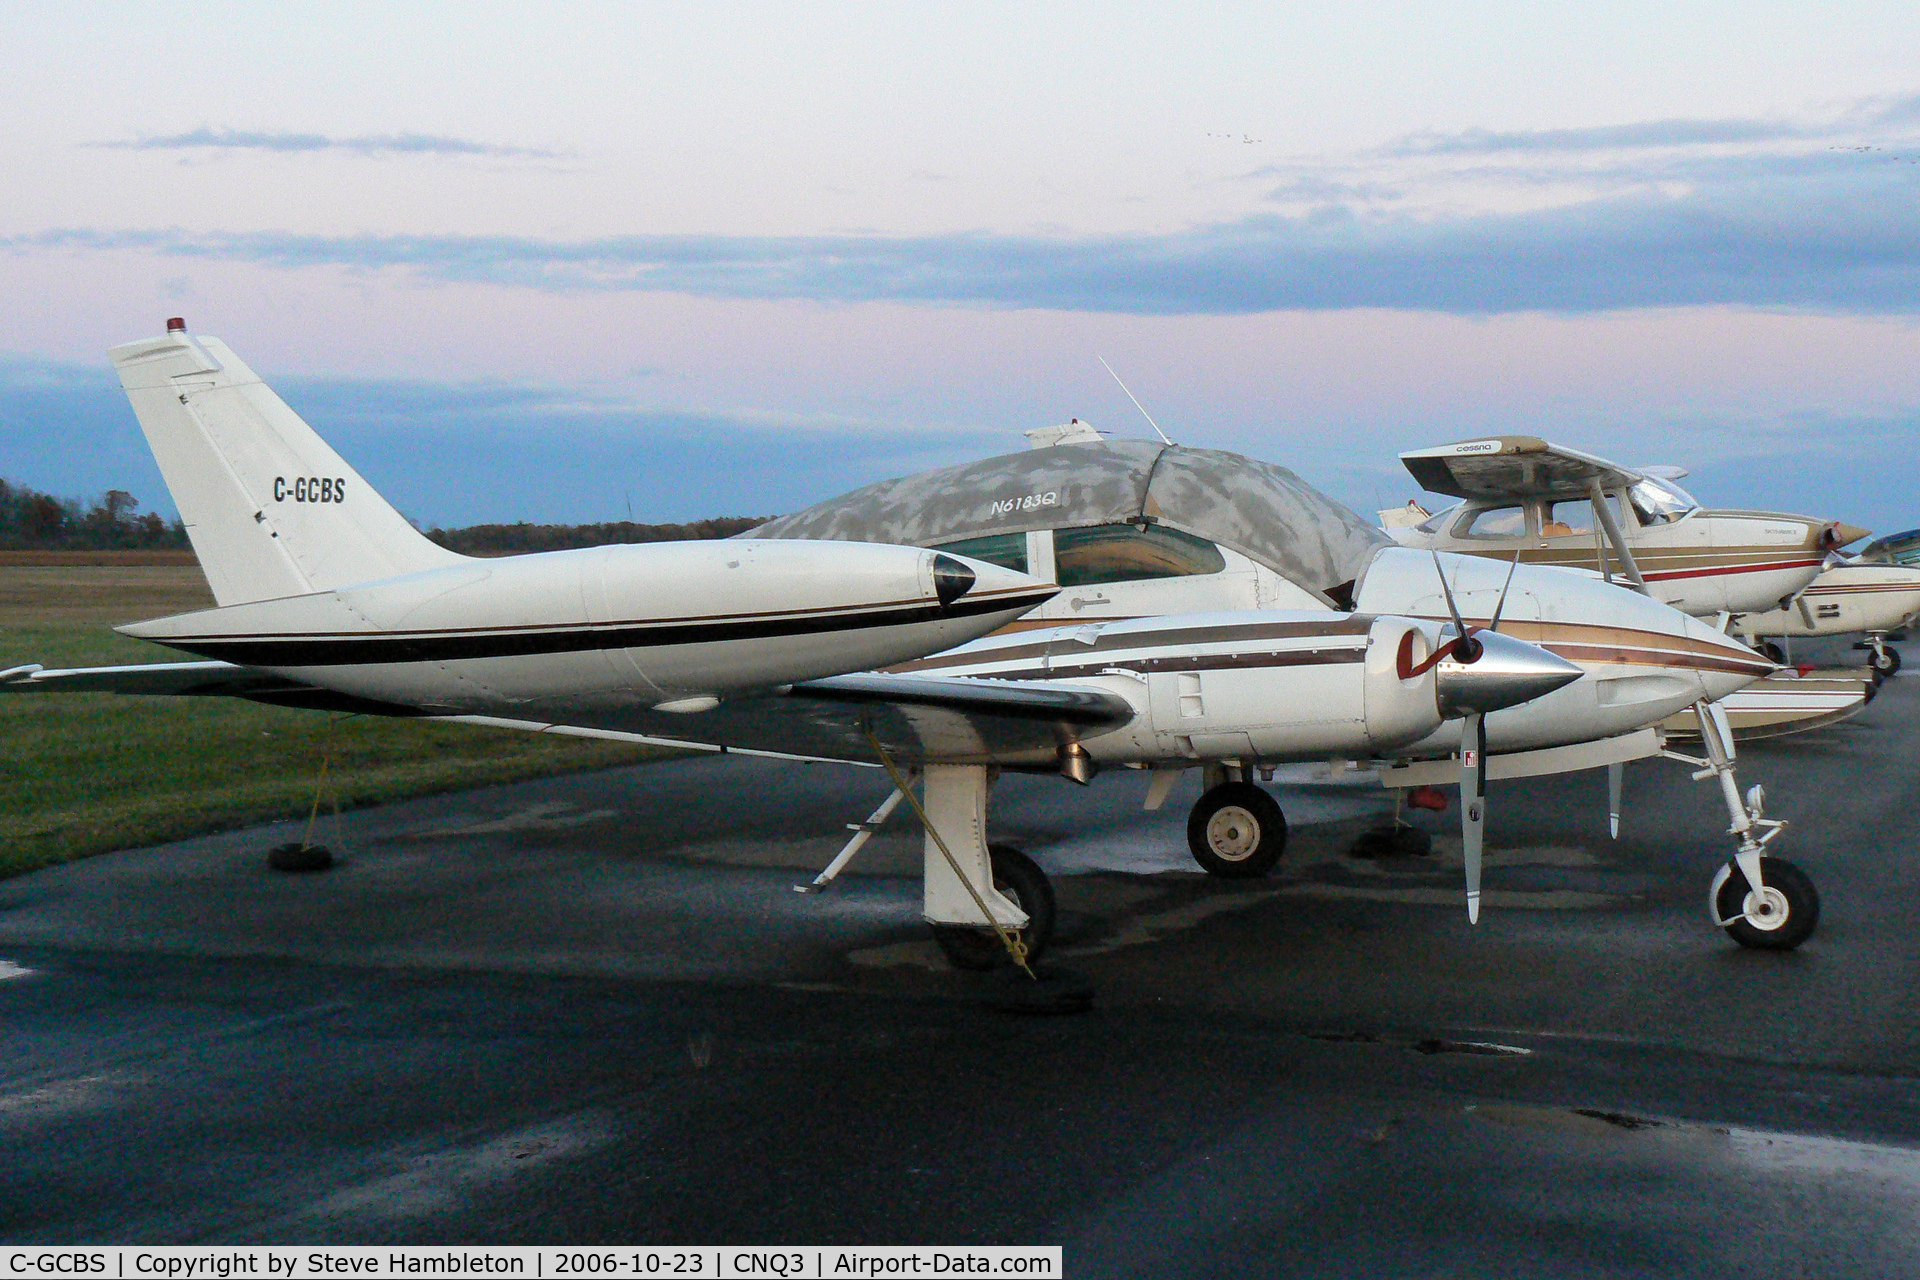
[0,477,766,555]
[424,514,768,556]
[0,479,188,550]
[424,517,769,556]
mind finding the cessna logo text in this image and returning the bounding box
[988,491,1060,516]
[273,477,348,504]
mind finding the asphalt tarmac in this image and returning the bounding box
[4,645,1918,1276]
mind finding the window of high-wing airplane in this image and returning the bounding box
[1539,496,1623,537]
[931,531,1028,573]
[1459,505,1528,539]
[1052,523,1226,587]
[1627,477,1700,526]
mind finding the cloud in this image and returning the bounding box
[24,95,1920,318]
[1386,118,1807,156]
[1381,95,1920,156]
[86,128,557,158]
[16,150,1920,316]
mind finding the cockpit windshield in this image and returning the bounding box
[1627,476,1699,526]
[1414,503,1461,535]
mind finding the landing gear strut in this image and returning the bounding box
[1866,634,1902,676]
[816,751,1059,973]
[1665,700,1819,951]
[1187,766,1288,878]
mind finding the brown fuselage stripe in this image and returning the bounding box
[934,645,1368,683]
[889,614,1376,674]
[149,587,1059,668]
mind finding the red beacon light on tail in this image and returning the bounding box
[166,317,186,332]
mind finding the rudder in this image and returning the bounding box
[109,321,464,605]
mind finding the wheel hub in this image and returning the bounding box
[1742,885,1791,931]
[1206,806,1261,860]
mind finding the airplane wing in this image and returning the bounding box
[458,672,1140,767]
[1401,436,1644,501]
[1,659,1138,767]
[0,660,425,715]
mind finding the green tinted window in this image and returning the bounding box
[1054,523,1226,587]
[933,532,1028,573]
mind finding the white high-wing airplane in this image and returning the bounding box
[1387,435,1920,680]
[735,426,1812,952]
[1388,436,1864,616]
[2,323,1604,974]
[1382,434,1911,737]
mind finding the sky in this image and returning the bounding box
[4,2,1920,534]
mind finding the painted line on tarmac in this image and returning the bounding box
[0,959,34,981]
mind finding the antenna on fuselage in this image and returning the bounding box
[1097,357,1175,447]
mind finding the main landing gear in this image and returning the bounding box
[1862,633,1902,676]
[1186,763,1289,878]
[932,843,1055,971]
[804,758,1056,971]
[1666,699,1821,951]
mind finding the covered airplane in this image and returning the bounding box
[739,430,1813,952]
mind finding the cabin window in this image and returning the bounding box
[1052,523,1226,586]
[1458,506,1527,539]
[1414,503,1460,535]
[1538,496,1621,538]
[932,532,1028,573]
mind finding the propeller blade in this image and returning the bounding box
[1461,711,1486,924]
[1607,760,1624,840]
[1430,550,1469,640]
[1486,549,1523,633]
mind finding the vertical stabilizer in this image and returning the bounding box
[108,322,464,605]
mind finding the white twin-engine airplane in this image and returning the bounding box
[0,325,1792,974]
[739,428,1810,954]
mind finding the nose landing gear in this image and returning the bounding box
[1711,855,1820,951]
[1666,699,1819,951]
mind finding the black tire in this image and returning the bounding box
[1756,640,1787,666]
[267,841,334,873]
[931,844,1055,971]
[1187,782,1288,878]
[1714,855,1819,951]
[1871,646,1902,675]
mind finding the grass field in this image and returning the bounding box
[0,559,666,877]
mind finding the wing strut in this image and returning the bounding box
[1588,479,1649,595]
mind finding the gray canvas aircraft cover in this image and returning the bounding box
[741,440,1388,598]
